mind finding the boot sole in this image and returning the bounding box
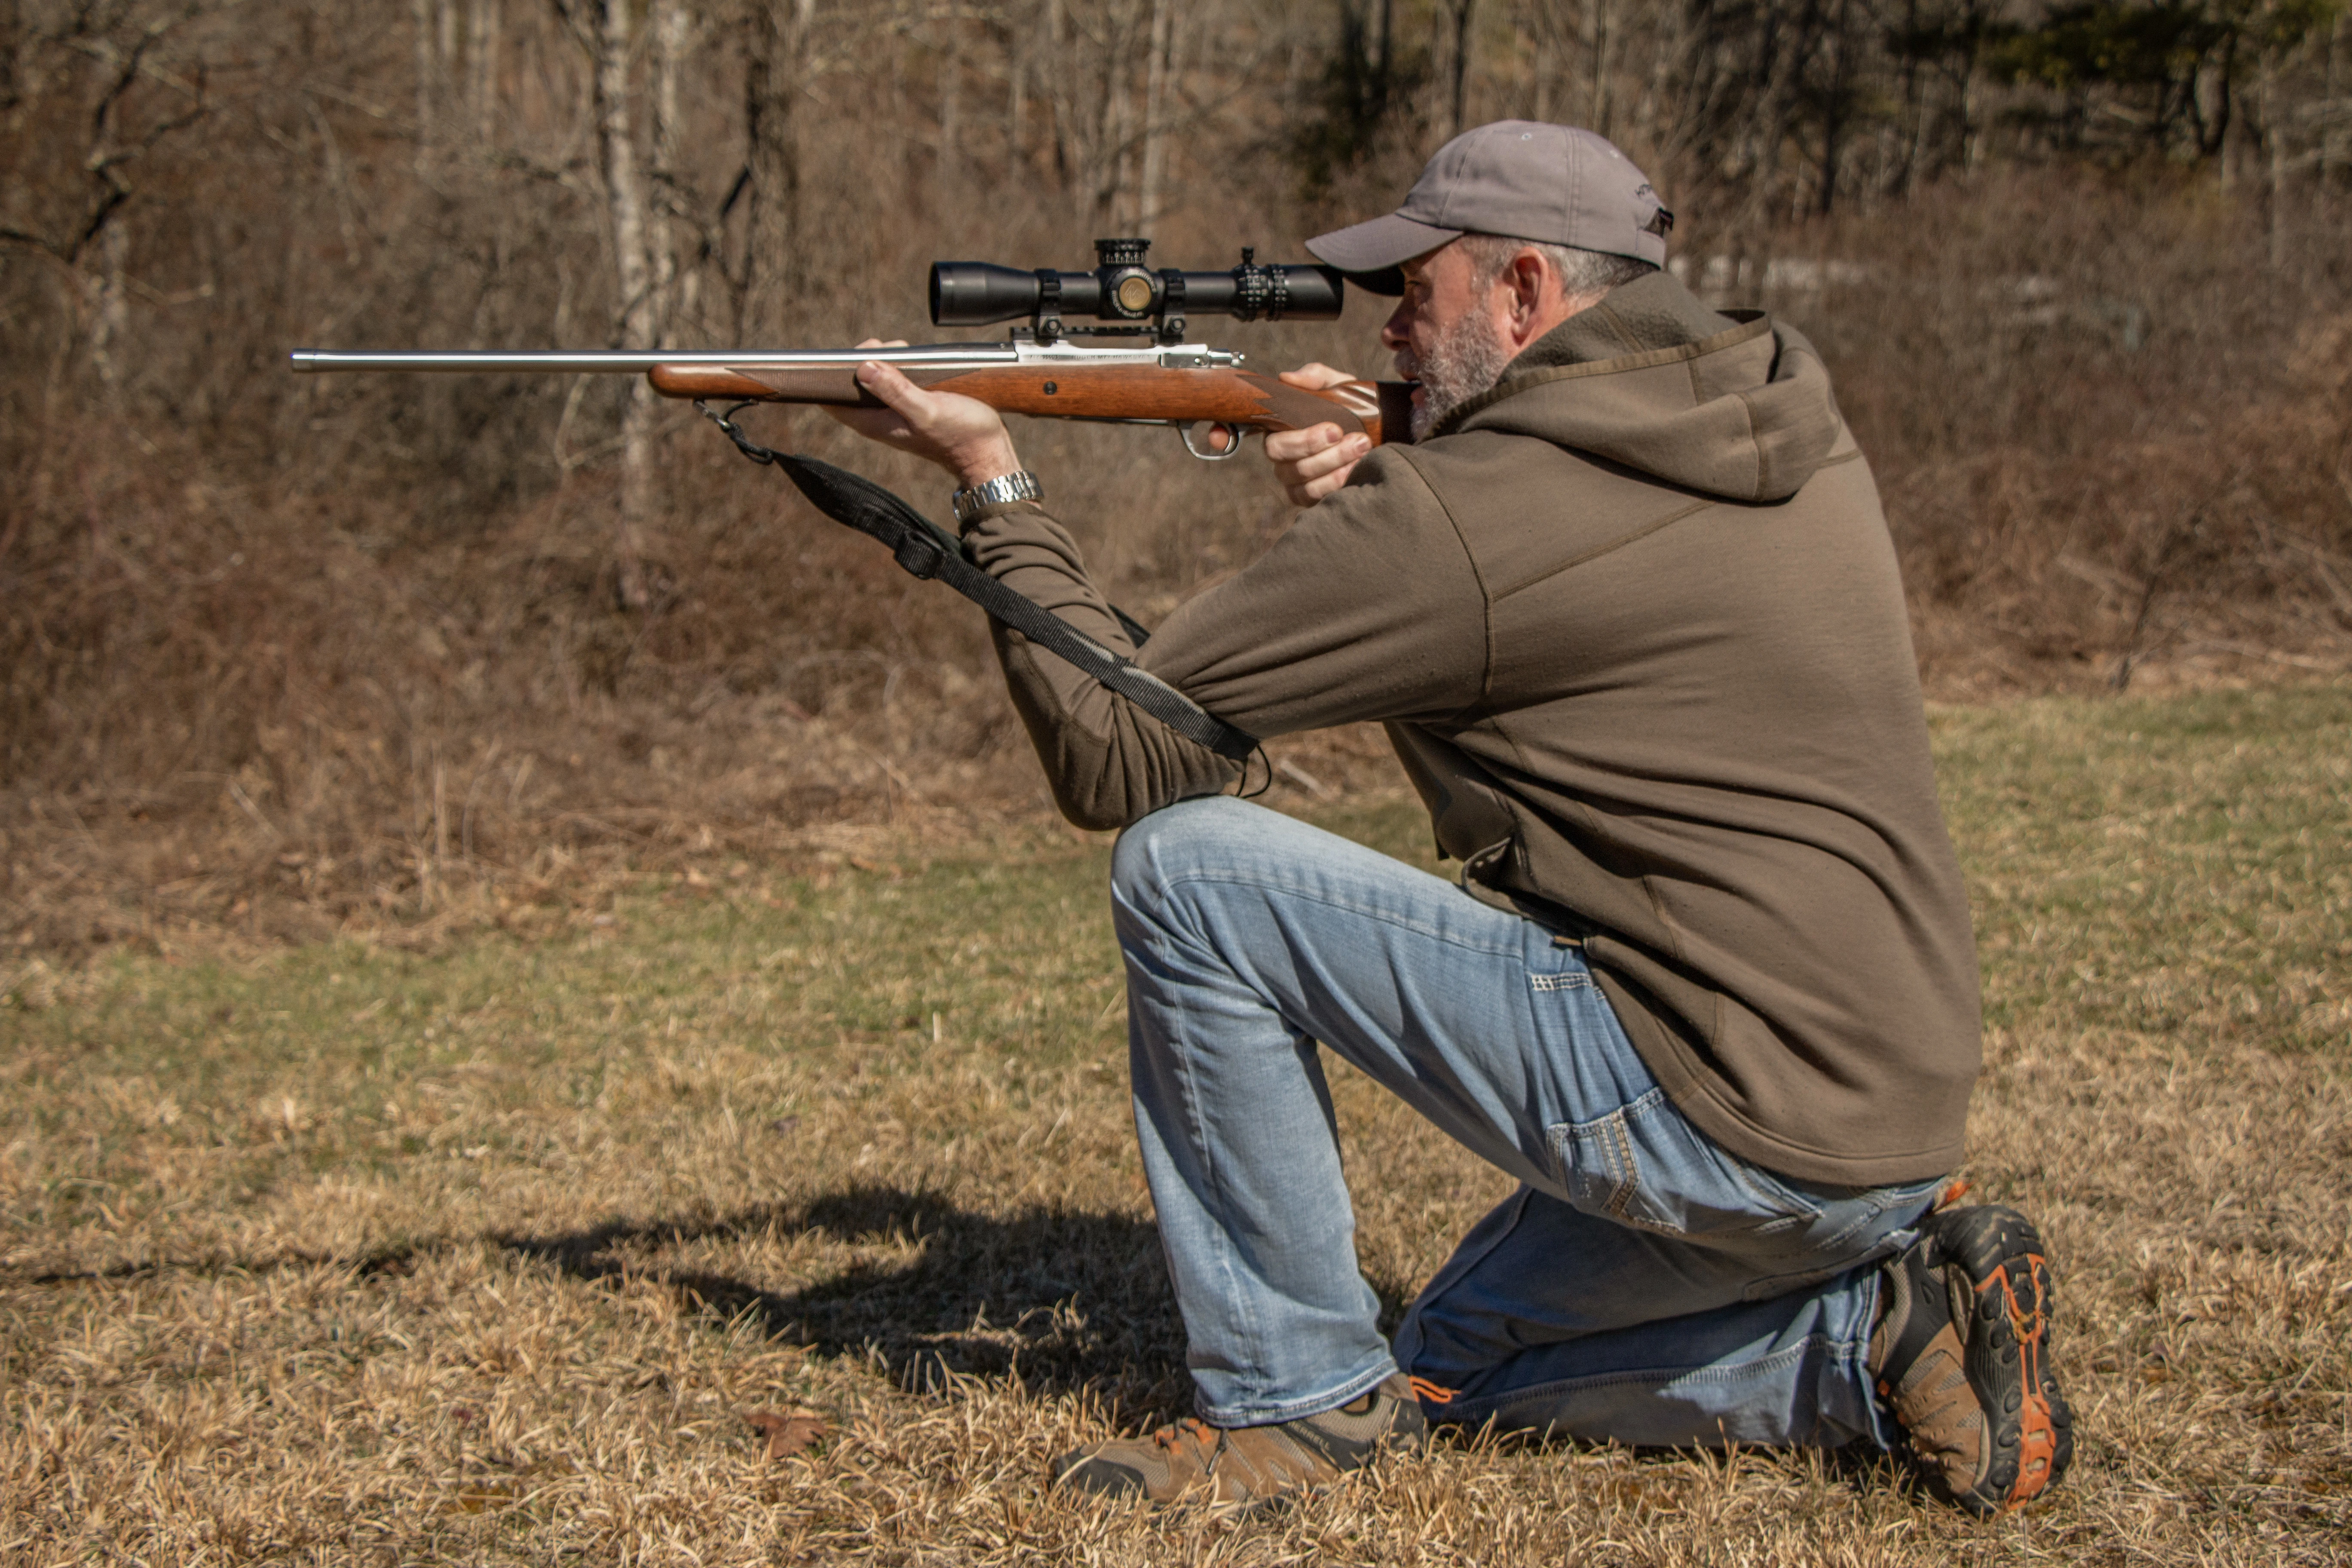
[1932,1204,2075,1514]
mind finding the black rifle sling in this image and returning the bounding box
[698,405,1259,764]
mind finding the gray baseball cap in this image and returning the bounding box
[1307,121,1673,294]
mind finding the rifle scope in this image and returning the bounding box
[931,238,1343,344]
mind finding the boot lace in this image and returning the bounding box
[1152,1418,1221,1460]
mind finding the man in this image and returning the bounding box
[829,122,2072,1516]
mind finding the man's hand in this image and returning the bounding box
[822,339,1025,489]
[1263,363,1375,508]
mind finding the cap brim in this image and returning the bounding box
[1305,212,1461,297]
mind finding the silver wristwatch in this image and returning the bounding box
[950,469,1042,526]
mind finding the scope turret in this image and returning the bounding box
[930,239,1344,344]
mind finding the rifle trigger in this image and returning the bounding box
[1180,422,1247,462]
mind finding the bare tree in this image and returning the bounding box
[1005,1,1029,180]
[588,0,656,608]
[413,0,438,170]
[1137,0,1177,232]
[1441,0,1477,139]
[468,0,501,142]
[1097,2,1142,230]
[0,5,207,388]
[2329,11,2348,202]
[649,0,695,330]
[737,0,813,339]
[1583,0,1614,137]
[1518,0,1572,125]
[1037,0,1163,231]
[938,9,963,214]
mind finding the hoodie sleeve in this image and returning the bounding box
[962,446,1490,830]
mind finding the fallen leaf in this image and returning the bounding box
[746,1407,828,1461]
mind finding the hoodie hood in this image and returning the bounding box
[1436,271,1845,503]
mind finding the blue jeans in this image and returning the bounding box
[1112,796,1941,1448]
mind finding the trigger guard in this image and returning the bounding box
[1180,422,1248,462]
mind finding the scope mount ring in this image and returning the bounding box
[1180,422,1248,462]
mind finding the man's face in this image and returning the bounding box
[1381,242,1514,441]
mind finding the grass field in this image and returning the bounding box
[4,684,2348,1565]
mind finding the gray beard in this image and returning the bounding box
[1400,311,1515,441]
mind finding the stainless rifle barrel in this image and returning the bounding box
[288,345,1025,374]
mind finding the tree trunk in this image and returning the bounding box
[649,0,691,331]
[1631,0,1687,175]
[438,0,460,95]
[1099,5,1136,230]
[1816,0,1851,214]
[467,0,501,143]
[1585,0,1614,138]
[1446,0,1477,140]
[593,0,654,610]
[2263,54,2286,269]
[939,15,962,216]
[412,0,439,172]
[2326,13,2346,221]
[1892,0,1925,194]
[741,0,811,340]
[1046,0,1077,187]
[85,217,130,395]
[1007,18,1028,180]
[0,0,19,114]
[1138,0,1174,233]
[1527,0,1556,122]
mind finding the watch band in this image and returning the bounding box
[950,469,1042,526]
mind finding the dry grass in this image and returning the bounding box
[3,683,2349,1564]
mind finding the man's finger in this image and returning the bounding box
[1266,428,1370,495]
[1263,423,1345,464]
[1289,441,1363,482]
[856,359,938,423]
[1277,362,1358,391]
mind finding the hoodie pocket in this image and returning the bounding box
[1550,1087,1822,1241]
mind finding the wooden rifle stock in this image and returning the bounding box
[290,345,1415,453]
[648,363,1409,447]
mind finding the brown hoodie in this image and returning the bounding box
[962,272,1979,1185]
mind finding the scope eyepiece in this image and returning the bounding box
[929,239,1343,343]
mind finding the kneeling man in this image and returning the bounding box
[830,121,2071,1517]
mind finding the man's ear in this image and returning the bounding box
[1507,250,1551,343]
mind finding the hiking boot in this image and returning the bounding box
[1870,1203,2073,1516]
[1052,1372,1425,1506]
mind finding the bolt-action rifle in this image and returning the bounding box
[291,241,1409,767]
[292,239,1412,458]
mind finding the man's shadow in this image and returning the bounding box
[499,1189,1917,1499]
[499,1183,1197,1419]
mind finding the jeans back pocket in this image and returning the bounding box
[1550,1088,1823,1244]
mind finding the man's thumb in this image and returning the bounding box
[856,359,925,415]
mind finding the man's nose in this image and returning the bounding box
[1380,302,1412,349]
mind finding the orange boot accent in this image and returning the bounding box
[1978,1250,2058,1511]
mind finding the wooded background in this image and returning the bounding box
[4,0,2350,954]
